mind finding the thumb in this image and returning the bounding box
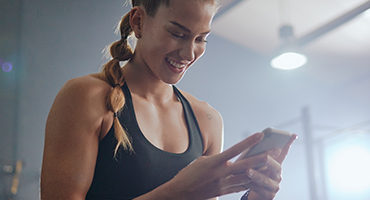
[277,134,298,164]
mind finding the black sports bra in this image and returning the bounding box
[86,83,204,200]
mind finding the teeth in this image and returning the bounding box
[167,58,185,69]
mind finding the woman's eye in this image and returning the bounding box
[170,32,185,39]
[196,37,208,43]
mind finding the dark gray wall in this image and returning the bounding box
[1,0,369,200]
[1,0,23,199]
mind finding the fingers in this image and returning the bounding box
[247,182,278,200]
[216,133,295,199]
[257,166,282,183]
[276,134,298,164]
[216,133,264,164]
[221,173,252,190]
[256,150,283,182]
[227,151,281,175]
[219,173,253,197]
[247,169,280,193]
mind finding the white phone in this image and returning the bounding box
[236,127,292,162]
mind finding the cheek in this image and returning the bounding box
[195,44,206,59]
[151,35,176,54]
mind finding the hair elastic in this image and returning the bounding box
[114,112,118,118]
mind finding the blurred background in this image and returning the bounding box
[1,0,370,199]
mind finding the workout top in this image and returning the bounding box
[86,83,204,200]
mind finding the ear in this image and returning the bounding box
[129,6,145,38]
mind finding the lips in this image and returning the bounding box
[165,57,188,74]
[165,57,186,69]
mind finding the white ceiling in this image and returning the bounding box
[214,0,370,55]
[212,0,370,107]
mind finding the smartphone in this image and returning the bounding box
[236,127,292,162]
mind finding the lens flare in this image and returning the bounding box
[2,62,13,72]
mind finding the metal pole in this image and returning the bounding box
[318,140,328,200]
[302,107,318,200]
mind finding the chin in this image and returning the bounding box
[162,75,185,85]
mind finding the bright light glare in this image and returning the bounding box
[270,52,307,70]
[364,9,370,18]
[327,144,370,193]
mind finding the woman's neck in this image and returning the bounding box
[121,61,176,104]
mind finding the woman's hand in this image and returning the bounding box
[244,134,298,200]
[161,132,266,200]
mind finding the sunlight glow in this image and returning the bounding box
[327,144,370,193]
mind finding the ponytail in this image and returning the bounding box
[102,12,134,154]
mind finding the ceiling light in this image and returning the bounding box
[271,24,308,70]
[270,52,307,70]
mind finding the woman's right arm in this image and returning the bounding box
[41,76,112,200]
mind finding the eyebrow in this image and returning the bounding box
[169,21,211,35]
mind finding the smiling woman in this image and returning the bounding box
[40,0,296,200]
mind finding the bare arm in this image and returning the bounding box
[41,77,111,199]
[179,92,224,200]
[194,101,224,200]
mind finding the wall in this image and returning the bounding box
[0,0,23,199]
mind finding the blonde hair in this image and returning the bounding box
[102,0,218,154]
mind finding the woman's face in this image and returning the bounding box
[135,0,215,85]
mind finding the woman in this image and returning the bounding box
[40,0,296,199]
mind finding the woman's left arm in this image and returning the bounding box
[183,92,225,200]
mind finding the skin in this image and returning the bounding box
[40,0,297,199]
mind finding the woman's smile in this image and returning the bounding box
[165,57,188,74]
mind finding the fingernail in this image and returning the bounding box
[273,148,282,158]
[263,178,270,185]
[276,173,281,180]
[247,169,254,178]
[265,155,271,165]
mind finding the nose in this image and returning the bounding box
[179,41,195,62]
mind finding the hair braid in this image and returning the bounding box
[102,12,134,154]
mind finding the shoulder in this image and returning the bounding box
[49,73,113,138]
[178,89,224,155]
[57,73,112,110]
[61,73,111,96]
[179,89,222,125]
